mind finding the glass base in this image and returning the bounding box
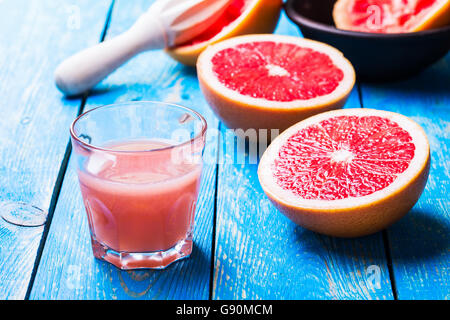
[90,236,193,270]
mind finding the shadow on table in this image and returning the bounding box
[362,55,450,96]
[292,207,449,264]
[293,225,387,264]
[58,84,129,102]
[100,242,210,299]
[59,64,198,103]
[386,208,450,262]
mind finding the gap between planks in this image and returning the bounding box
[357,81,398,300]
[209,122,222,300]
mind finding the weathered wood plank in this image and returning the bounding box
[29,0,218,300]
[212,13,394,300]
[359,55,450,300]
[0,0,112,300]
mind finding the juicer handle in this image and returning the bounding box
[54,15,166,96]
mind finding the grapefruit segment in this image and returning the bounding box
[333,0,450,33]
[211,42,345,102]
[258,108,430,237]
[197,35,355,135]
[167,0,283,66]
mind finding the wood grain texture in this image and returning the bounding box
[359,55,450,300]
[0,0,112,300]
[29,0,219,300]
[4,0,447,301]
[212,14,394,300]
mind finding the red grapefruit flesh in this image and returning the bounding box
[333,0,450,33]
[258,108,430,237]
[167,0,283,66]
[197,35,355,137]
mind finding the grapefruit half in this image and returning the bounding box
[197,34,355,137]
[333,0,450,33]
[258,108,430,237]
[167,0,283,66]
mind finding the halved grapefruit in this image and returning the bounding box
[167,0,283,66]
[197,34,355,137]
[333,0,450,33]
[258,108,430,237]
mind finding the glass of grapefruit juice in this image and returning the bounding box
[70,101,207,270]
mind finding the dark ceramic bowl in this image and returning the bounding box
[285,0,450,81]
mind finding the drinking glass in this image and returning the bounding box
[70,101,207,269]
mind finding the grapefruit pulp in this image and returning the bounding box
[333,0,450,33]
[258,108,430,237]
[167,0,283,66]
[197,35,355,137]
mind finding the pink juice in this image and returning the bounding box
[77,140,202,254]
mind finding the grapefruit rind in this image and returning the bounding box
[258,108,430,237]
[413,0,450,31]
[197,34,356,133]
[167,0,283,66]
[333,0,450,33]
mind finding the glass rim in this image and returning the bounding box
[70,101,207,154]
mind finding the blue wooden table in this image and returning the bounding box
[0,0,449,300]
